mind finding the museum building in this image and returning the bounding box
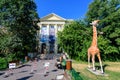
[37,13,72,54]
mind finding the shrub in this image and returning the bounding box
[0,57,8,70]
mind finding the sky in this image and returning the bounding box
[34,0,93,20]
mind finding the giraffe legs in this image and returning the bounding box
[88,52,96,70]
[88,48,104,74]
[88,52,91,68]
[92,55,96,71]
[97,54,104,74]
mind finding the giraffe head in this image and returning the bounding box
[90,20,100,26]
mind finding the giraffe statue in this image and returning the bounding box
[88,20,104,74]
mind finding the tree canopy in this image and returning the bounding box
[85,0,120,60]
[0,0,38,60]
[85,0,120,61]
[58,21,90,60]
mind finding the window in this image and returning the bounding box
[58,25,62,31]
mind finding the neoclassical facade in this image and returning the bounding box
[37,13,71,54]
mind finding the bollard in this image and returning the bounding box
[30,58,37,74]
[66,60,72,70]
[44,62,50,73]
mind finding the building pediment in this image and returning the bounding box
[40,13,66,21]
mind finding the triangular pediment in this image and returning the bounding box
[41,13,66,21]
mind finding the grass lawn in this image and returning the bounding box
[72,61,120,80]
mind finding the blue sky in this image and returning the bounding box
[34,0,93,20]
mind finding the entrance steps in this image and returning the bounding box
[39,53,62,60]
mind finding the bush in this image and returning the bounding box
[0,57,8,70]
[68,68,83,80]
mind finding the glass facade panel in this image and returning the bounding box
[40,26,48,42]
[49,25,55,43]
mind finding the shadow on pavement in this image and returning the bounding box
[16,75,33,80]
[19,70,28,73]
[17,64,31,69]
[51,69,58,72]
[0,72,4,76]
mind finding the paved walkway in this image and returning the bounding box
[0,54,65,80]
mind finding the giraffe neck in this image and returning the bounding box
[91,25,97,47]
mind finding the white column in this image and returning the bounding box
[55,24,58,37]
[54,24,58,54]
[61,24,64,31]
[46,24,49,36]
[46,24,50,54]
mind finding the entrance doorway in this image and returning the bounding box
[49,43,54,54]
[41,43,46,54]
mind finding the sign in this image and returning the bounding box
[9,63,16,69]
[44,62,50,67]
[49,26,55,43]
[41,26,48,42]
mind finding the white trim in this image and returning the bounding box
[40,13,66,21]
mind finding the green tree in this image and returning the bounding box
[101,9,120,61]
[0,27,22,61]
[85,0,120,61]
[0,0,38,59]
[58,21,90,60]
[85,0,120,24]
[0,27,12,56]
